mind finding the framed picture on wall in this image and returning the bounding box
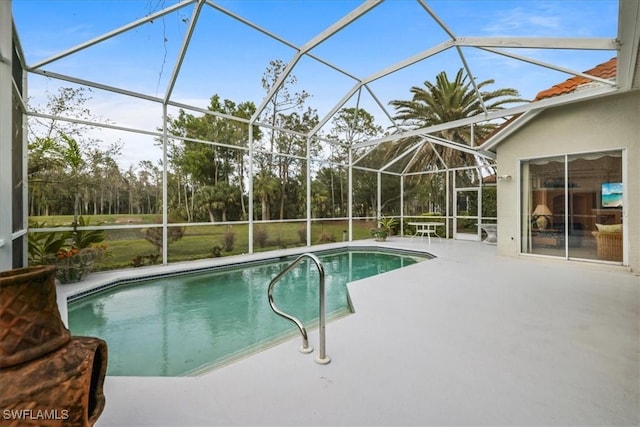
[601,182,623,208]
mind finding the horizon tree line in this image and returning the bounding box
[27,64,520,224]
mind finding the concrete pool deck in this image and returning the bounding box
[59,238,639,426]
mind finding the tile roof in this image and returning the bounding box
[533,57,617,101]
[480,57,619,151]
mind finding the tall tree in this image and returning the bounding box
[327,107,383,216]
[137,160,162,214]
[258,59,317,220]
[166,95,258,222]
[59,135,84,244]
[260,59,310,161]
[273,108,319,219]
[388,68,525,172]
[27,87,124,218]
[28,136,64,216]
[253,170,279,221]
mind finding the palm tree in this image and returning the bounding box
[59,135,85,246]
[253,170,279,221]
[388,68,526,172]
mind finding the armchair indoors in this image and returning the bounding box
[592,223,622,261]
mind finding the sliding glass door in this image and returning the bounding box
[521,156,565,257]
[521,150,623,263]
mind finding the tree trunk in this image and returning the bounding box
[339,173,344,216]
[279,180,286,220]
[239,158,246,219]
[83,188,89,215]
[190,185,195,221]
[261,196,268,221]
[279,163,288,220]
[183,183,190,221]
[330,170,335,216]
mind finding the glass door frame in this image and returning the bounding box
[518,148,627,264]
[454,186,481,241]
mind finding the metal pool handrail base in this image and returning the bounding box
[267,253,331,365]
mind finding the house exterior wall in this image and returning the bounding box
[495,90,640,270]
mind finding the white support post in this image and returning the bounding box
[377,172,381,223]
[162,104,169,265]
[400,176,404,236]
[622,148,629,266]
[348,148,353,241]
[446,170,450,239]
[478,173,483,241]
[564,154,569,260]
[0,0,13,270]
[306,137,312,247]
[248,124,254,253]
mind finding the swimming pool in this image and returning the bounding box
[68,247,429,376]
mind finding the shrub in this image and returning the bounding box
[254,227,268,248]
[378,216,398,235]
[28,222,69,265]
[317,231,336,243]
[211,245,222,258]
[221,229,235,252]
[271,236,287,249]
[73,216,106,249]
[297,226,307,244]
[143,223,185,254]
[130,254,160,267]
[28,216,109,266]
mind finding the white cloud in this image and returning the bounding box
[482,6,561,36]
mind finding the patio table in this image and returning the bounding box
[408,222,442,244]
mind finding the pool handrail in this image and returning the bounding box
[267,253,331,365]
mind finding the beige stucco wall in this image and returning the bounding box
[495,90,640,270]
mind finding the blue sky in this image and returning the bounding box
[12,0,619,167]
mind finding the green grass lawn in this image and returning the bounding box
[30,215,377,271]
[29,214,162,226]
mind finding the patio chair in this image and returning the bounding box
[592,228,622,261]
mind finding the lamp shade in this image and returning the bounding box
[532,204,552,217]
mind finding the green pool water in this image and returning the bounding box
[68,248,428,376]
